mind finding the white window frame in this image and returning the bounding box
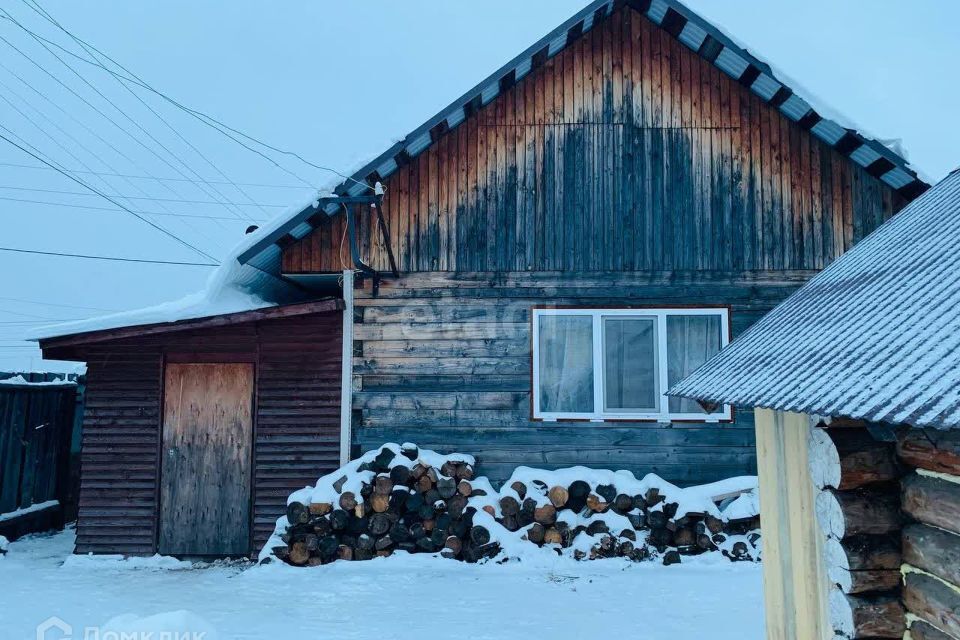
[532,307,732,423]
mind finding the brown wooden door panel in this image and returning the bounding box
[159,363,253,556]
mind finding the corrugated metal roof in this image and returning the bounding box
[237,0,927,274]
[669,170,960,429]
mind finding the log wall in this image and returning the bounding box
[807,419,904,639]
[283,7,906,275]
[350,271,813,487]
[70,311,342,556]
[898,429,960,640]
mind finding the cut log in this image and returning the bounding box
[470,525,491,546]
[330,509,350,531]
[903,523,960,589]
[543,527,563,545]
[533,504,557,526]
[815,488,900,539]
[400,443,418,460]
[288,541,310,566]
[308,502,332,517]
[416,474,434,494]
[548,486,569,508]
[336,544,353,561]
[446,494,467,519]
[903,473,960,537]
[825,535,901,594]
[903,572,960,639]
[808,426,897,490]
[389,465,411,486]
[437,477,457,499]
[370,494,390,514]
[567,480,590,511]
[830,589,906,639]
[527,522,545,544]
[373,447,395,472]
[897,429,960,476]
[647,510,668,529]
[509,481,527,499]
[444,535,462,555]
[373,475,394,496]
[613,494,633,513]
[368,513,392,536]
[499,495,521,517]
[338,492,358,512]
[585,493,609,513]
[286,502,309,525]
[457,480,472,497]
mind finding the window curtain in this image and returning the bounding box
[667,315,723,413]
[538,315,594,413]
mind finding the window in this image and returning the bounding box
[532,308,731,422]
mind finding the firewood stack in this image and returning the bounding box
[266,444,761,568]
[272,444,499,566]
[483,472,761,565]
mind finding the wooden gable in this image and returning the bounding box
[282,7,908,275]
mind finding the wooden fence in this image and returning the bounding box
[0,371,85,540]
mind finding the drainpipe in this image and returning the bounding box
[339,269,354,467]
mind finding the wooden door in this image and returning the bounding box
[159,363,254,556]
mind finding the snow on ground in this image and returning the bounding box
[1,527,765,640]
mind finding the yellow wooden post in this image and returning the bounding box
[754,409,831,639]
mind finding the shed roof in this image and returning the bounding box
[669,169,960,429]
[236,0,928,278]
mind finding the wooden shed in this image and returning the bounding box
[38,0,928,557]
[40,301,343,557]
[671,170,960,639]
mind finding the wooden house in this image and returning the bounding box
[670,171,960,639]
[38,0,926,558]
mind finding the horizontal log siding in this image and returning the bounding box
[351,271,809,486]
[73,312,341,556]
[283,8,906,275]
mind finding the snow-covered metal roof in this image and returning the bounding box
[669,169,960,429]
[237,0,928,275]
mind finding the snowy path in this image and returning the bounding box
[1,528,764,640]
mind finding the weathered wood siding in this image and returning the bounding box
[350,271,813,485]
[283,8,906,274]
[71,312,341,556]
[282,8,907,486]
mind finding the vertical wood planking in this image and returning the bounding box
[279,7,908,277]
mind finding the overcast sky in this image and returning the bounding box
[1,0,956,372]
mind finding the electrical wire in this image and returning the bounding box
[17,0,370,193]
[0,161,305,189]
[0,129,221,263]
[0,194,265,221]
[0,184,285,207]
[0,245,218,266]
[0,19,255,223]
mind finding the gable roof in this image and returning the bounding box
[669,169,960,430]
[237,0,928,278]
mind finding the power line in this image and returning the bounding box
[0,295,115,311]
[16,1,368,193]
[0,184,286,207]
[0,16,255,224]
[0,161,305,189]
[0,245,218,266]
[0,61,242,247]
[0,194,266,221]
[0,129,221,263]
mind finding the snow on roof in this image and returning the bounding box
[30,193,322,341]
[669,169,960,429]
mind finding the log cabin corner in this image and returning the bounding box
[37,0,926,560]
